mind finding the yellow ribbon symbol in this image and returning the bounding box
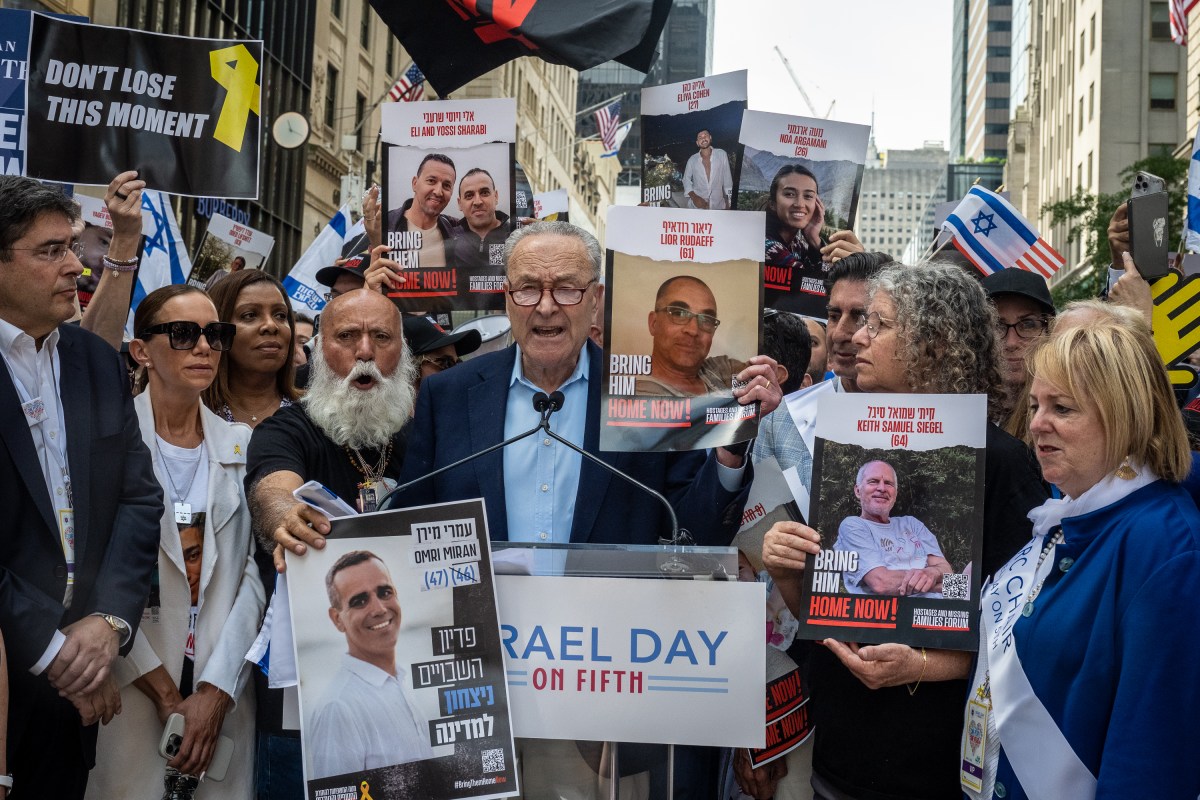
[359,780,373,800]
[209,44,261,152]
[1150,272,1200,388]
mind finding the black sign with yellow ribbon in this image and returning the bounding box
[25,15,261,198]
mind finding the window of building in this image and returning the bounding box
[985,123,1009,135]
[1151,3,1170,39]
[360,0,371,47]
[1088,83,1094,121]
[1090,14,1096,51]
[1078,96,1084,132]
[987,46,1011,58]
[988,20,1012,32]
[1150,143,1175,156]
[355,92,366,150]
[1087,152,1093,187]
[1079,31,1085,66]
[986,71,1008,83]
[1077,163,1082,189]
[1149,73,1177,110]
[332,0,342,20]
[324,64,338,130]
[387,37,396,75]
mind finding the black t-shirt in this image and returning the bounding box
[246,402,408,733]
[244,403,407,507]
[808,424,1049,800]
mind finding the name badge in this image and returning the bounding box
[961,698,988,792]
[58,508,75,585]
[174,502,193,525]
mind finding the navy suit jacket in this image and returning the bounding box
[0,325,162,672]
[398,342,747,545]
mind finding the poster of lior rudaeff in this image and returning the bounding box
[288,499,518,800]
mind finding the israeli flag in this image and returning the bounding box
[127,190,192,335]
[282,205,363,313]
[1187,120,1200,252]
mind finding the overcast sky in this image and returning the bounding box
[711,0,953,153]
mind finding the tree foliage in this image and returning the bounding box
[812,442,981,572]
[1041,154,1189,304]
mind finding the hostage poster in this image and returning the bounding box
[640,70,746,210]
[601,205,763,452]
[381,98,516,313]
[287,500,518,800]
[187,211,275,289]
[738,110,870,317]
[797,393,986,650]
[25,15,261,197]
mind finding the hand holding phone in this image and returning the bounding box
[157,712,235,781]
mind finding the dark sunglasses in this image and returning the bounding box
[138,321,237,351]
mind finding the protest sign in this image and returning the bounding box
[381,98,516,312]
[72,193,111,310]
[796,393,986,650]
[26,14,261,198]
[640,70,746,210]
[738,110,870,317]
[186,212,275,289]
[496,574,765,747]
[0,8,86,177]
[288,500,518,800]
[532,188,568,221]
[601,205,763,452]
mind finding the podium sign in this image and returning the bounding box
[496,574,765,747]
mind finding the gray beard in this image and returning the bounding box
[302,340,416,450]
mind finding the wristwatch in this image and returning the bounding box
[98,613,130,640]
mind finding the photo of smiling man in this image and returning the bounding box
[385,153,459,271]
[450,167,511,298]
[308,550,435,779]
[635,275,746,397]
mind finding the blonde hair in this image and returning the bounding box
[1054,299,1152,335]
[1028,321,1190,482]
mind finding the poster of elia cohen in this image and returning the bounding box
[797,393,987,651]
[640,70,746,210]
[737,110,870,318]
[288,500,518,800]
[381,98,516,314]
[601,205,763,453]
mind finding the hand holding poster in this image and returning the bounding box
[26,15,261,197]
[796,393,986,650]
[738,110,870,317]
[601,206,764,452]
[381,98,516,312]
[288,500,517,799]
[187,212,275,289]
[640,70,747,209]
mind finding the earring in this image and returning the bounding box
[1114,459,1136,480]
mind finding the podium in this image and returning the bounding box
[490,541,763,799]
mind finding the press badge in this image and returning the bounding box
[58,508,75,585]
[960,698,988,792]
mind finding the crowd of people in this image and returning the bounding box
[1,154,1198,800]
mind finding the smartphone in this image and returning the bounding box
[1132,170,1166,198]
[157,712,235,782]
[1127,190,1170,279]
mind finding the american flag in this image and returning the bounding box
[388,63,426,102]
[941,186,1065,278]
[594,100,622,152]
[1171,0,1199,45]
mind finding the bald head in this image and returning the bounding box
[320,289,405,379]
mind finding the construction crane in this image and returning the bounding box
[774,46,836,119]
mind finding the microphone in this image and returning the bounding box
[547,390,564,412]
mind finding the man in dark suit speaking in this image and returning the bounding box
[0,177,162,797]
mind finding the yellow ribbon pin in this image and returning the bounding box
[359,781,373,800]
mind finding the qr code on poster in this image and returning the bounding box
[941,573,969,600]
[482,748,505,773]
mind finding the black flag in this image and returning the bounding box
[370,0,672,96]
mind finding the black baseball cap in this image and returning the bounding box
[316,232,371,289]
[981,269,1055,316]
[402,315,482,358]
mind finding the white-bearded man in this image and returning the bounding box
[247,289,417,570]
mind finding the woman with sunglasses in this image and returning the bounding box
[204,270,300,428]
[762,263,1048,800]
[87,285,264,800]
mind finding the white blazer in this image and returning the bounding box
[87,389,265,800]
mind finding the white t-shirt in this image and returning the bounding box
[834,515,946,599]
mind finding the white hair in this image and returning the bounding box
[301,335,418,450]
